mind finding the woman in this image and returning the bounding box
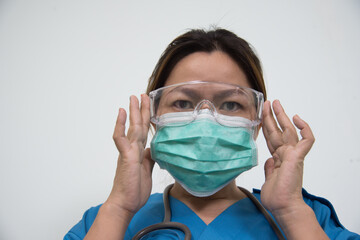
[64,29,359,239]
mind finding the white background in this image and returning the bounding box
[0,0,359,239]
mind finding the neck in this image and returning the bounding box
[170,181,247,206]
[169,181,247,224]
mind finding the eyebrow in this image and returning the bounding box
[212,89,247,102]
[168,87,202,100]
[169,87,247,101]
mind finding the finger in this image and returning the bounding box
[113,108,130,153]
[272,100,298,145]
[264,158,275,181]
[262,101,283,153]
[140,94,151,142]
[128,95,143,142]
[272,152,282,167]
[293,115,315,157]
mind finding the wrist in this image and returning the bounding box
[83,200,136,240]
[100,200,135,223]
[272,202,329,240]
[272,200,311,225]
[271,199,309,218]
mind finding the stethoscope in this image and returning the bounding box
[132,184,285,240]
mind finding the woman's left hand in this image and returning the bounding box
[260,100,315,216]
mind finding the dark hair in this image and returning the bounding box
[146,28,267,100]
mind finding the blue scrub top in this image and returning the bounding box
[64,189,359,239]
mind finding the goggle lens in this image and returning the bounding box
[149,81,264,126]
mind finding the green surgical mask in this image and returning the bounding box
[150,110,258,197]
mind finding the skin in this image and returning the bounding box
[84,51,329,239]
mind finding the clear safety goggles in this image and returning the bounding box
[149,81,264,127]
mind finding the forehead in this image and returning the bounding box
[165,51,250,88]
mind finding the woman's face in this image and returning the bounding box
[165,51,250,88]
[157,51,257,135]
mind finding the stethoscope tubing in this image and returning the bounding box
[132,184,285,240]
[132,185,191,240]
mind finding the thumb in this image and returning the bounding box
[264,158,275,181]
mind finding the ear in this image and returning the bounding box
[254,123,262,140]
[148,122,156,136]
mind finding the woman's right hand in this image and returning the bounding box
[106,94,155,217]
[84,94,154,240]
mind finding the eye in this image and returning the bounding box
[220,102,243,111]
[173,100,194,110]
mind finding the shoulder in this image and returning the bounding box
[252,188,360,239]
[132,192,164,222]
[63,193,164,240]
[126,193,165,237]
[63,204,102,240]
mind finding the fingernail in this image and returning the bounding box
[275,99,283,109]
